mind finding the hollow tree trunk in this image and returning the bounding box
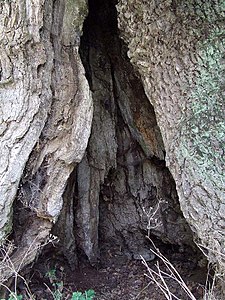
[0,0,224,293]
[57,0,194,267]
[117,0,225,278]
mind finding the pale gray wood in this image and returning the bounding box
[0,0,92,281]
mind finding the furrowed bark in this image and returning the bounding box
[117,0,225,279]
[0,0,92,281]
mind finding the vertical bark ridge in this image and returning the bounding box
[0,0,92,282]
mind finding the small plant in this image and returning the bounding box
[52,282,63,300]
[45,267,95,300]
[45,268,57,282]
[71,289,95,300]
[0,235,58,300]
[45,268,63,300]
[8,294,23,300]
[0,293,23,300]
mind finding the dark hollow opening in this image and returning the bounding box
[76,0,196,266]
[10,1,208,298]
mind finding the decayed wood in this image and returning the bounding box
[73,0,193,266]
[117,0,225,275]
[0,0,224,290]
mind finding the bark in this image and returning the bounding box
[0,0,92,281]
[69,0,193,265]
[0,0,223,294]
[117,0,225,278]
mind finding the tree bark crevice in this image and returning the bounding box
[1,0,223,294]
[117,0,225,286]
[53,0,195,268]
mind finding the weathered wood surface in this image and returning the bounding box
[0,0,92,281]
[117,0,225,274]
[66,0,194,266]
[0,0,224,291]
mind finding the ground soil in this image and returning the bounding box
[2,241,209,300]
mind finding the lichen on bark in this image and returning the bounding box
[117,0,225,280]
[62,0,88,45]
[179,23,225,268]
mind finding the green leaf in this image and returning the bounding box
[8,295,23,300]
[71,289,95,300]
[71,291,83,300]
[45,268,57,280]
[85,289,95,299]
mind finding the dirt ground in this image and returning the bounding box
[2,241,209,300]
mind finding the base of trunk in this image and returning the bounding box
[52,0,196,268]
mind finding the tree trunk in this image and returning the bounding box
[61,0,193,267]
[117,0,225,282]
[0,0,92,282]
[0,0,224,294]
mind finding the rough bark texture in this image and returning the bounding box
[52,0,194,268]
[117,0,225,275]
[0,0,223,293]
[0,0,92,281]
